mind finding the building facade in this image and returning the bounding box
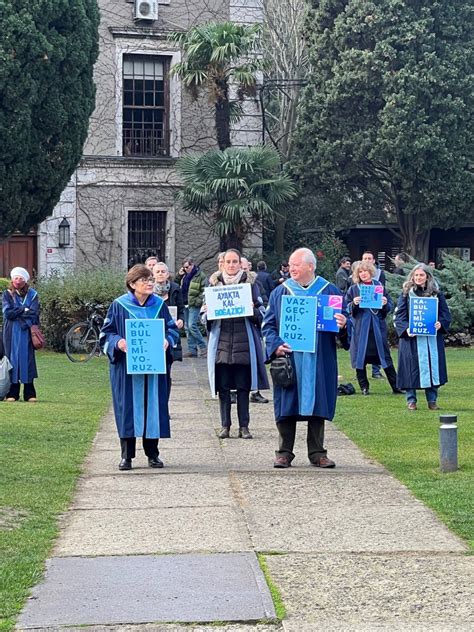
[35,0,263,277]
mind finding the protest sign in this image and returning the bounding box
[359,283,383,309]
[168,306,178,321]
[205,283,253,320]
[408,296,438,336]
[316,295,343,332]
[279,295,317,352]
[125,319,166,374]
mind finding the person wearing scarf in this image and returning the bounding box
[206,249,269,439]
[2,267,40,402]
[394,264,451,411]
[345,261,403,396]
[262,248,348,469]
[99,264,179,470]
[153,262,185,396]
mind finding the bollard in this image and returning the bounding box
[439,415,458,473]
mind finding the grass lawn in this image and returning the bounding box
[335,347,473,551]
[0,352,110,631]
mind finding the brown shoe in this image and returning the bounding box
[407,402,417,410]
[311,456,336,468]
[428,402,440,410]
[273,455,291,468]
[183,351,197,358]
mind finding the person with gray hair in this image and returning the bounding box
[262,247,348,468]
[394,263,451,411]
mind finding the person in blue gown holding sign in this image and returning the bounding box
[100,264,179,471]
[345,261,403,396]
[2,267,40,402]
[262,248,348,469]
[394,264,451,411]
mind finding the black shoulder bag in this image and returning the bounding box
[270,354,295,388]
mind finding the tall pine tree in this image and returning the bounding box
[0,0,99,238]
[294,0,473,260]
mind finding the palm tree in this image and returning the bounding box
[176,145,296,250]
[169,22,268,150]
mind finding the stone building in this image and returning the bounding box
[35,0,263,277]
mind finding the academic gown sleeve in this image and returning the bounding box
[3,291,28,327]
[99,301,125,364]
[262,286,285,362]
[394,294,410,338]
[437,293,451,334]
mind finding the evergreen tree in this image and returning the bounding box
[294,0,473,260]
[0,0,99,238]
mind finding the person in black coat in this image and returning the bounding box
[256,261,275,297]
[153,262,185,396]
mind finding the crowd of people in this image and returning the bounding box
[1,248,452,472]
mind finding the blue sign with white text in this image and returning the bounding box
[125,319,166,374]
[279,295,317,352]
[408,296,438,336]
[359,283,384,309]
[316,295,343,332]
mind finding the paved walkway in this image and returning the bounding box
[18,357,472,631]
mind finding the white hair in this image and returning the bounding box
[290,247,317,268]
[154,261,169,273]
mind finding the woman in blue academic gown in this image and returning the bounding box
[345,261,403,396]
[206,249,269,439]
[100,264,179,470]
[2,267,40,402]
[395,264,451,411]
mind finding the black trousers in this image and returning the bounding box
[120,437,159,460]
[276,417,327,463]
[216,363,251,428]
[7,381,36,401]
[357,364,397,391]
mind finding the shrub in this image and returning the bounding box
[35,270,125,351]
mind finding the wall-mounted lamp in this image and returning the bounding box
[58,217,71,248]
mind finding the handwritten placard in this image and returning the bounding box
[125,319,166,374]
[359,284,383,309]
[205,283,253,320]
[279,295,317,352]
[408,296,438,336]
[317,295,343,332]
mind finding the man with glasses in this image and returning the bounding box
[176,258,207,358]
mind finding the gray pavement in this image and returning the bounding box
[18,358,472,631]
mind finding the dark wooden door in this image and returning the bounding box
[0,234,37,278]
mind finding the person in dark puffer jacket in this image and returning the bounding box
[206,249,269,439]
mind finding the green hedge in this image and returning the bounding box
[35,270,125,351]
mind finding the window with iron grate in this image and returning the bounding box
[127,210,167,267]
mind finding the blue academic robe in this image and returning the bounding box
[395,292,450,389]
[262,277,348,422]
[345,282,394,369]
[207,280,269,397]
[2,288,39,383]
[100,292,179,439]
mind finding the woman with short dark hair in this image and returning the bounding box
[100,264,179,470]
[2,267,40,402]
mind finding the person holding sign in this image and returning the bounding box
[262,248,348,469]
[100,265,179,471]
[345,261,403,396]
[206,249,269,439]
[153,262,185,395]
[394,264,451,411]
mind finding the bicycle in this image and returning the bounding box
[65,304,105,363]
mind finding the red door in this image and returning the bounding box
[0,234,37,278]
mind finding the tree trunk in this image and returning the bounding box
[215,86,231,150]
[274,209,287,259]
[220,231,242,252]
[402,227,430,261]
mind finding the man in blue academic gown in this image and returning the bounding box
[262,248,348,468]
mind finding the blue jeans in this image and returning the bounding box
[184,306,206,355]
[405,387,438,404]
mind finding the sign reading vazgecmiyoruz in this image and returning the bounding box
[279,295,317,352]
[205,283,254,320]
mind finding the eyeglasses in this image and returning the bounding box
[136,277,154,284]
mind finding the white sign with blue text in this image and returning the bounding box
[279,295,317,352]
[408,296,438,336]
[125,319,166,374]
[205,283,253,320]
